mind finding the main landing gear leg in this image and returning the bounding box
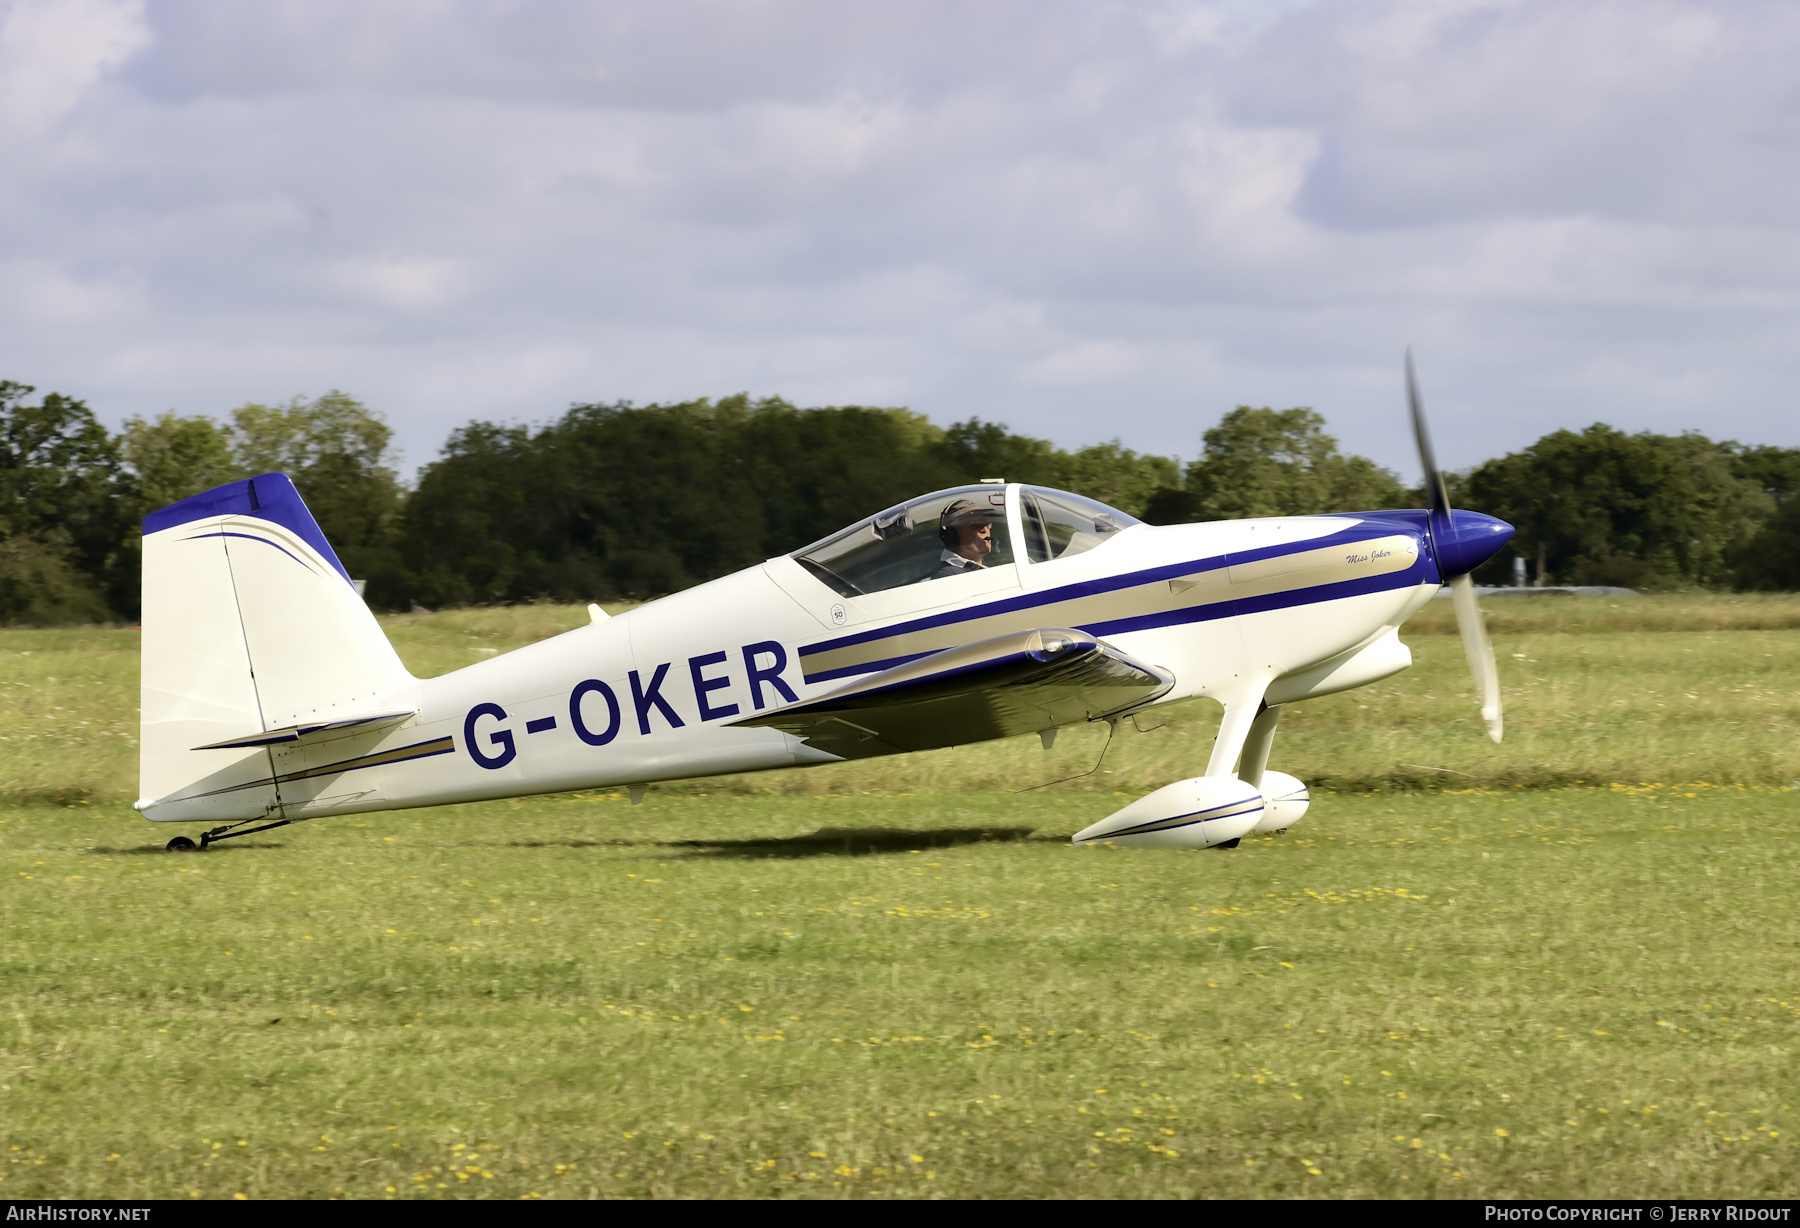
[1204,691,1270,779]
[1236,703,1282,790]
[1200,689,1274,851]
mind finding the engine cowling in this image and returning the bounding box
[1251,770,1310,834]
[1072,777,1265,849]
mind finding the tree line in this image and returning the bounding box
[6,377,1800,624]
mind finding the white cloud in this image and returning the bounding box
[320,256,472,311]
[0,0,1796,485]
[0,0,146,140]
[1019,339,1147,386]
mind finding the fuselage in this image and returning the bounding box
[143,491,1461,825]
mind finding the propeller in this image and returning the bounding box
[1407,350,1503,743]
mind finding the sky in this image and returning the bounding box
[2,0,1797,482]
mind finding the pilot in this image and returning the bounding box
[931,499,997,578]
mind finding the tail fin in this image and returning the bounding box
[137,473,414,821]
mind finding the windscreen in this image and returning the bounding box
[794,487,1013,596]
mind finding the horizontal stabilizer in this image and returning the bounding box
[190,709,418,751]
[731,628,1171,759]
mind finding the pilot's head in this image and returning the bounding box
[939,499,997,563]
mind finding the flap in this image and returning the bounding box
[730,628,1171,759]
[190,708,418,751]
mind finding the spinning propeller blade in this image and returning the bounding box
[1406,350,1452,526]
[1407,350,1503,743]
[1449,572,1503,742]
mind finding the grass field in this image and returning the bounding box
[2,595,1798,1198]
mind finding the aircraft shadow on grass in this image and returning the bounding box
[511,826,1043,859]
[88,831,1035,857]
[93,842,287,854]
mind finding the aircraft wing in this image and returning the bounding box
[730,628,1173,759]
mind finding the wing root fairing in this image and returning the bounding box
[731,628,1172,758]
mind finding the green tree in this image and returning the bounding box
[397,397,1192,607]
[1730,444,1800,507]
[118,412,242,514]
[227,392,405,595]
[1725,444,1800,589]
[930,419,1062,488]
[1464,425,1770,589]
[1732,499,1800,590]
[397,421,544,608]
[0,381,129,621]
[725,398,964,558]
[0,535,114,625]
[1045,441,1181,521]
[400,396,954,605]
[1146,407,1406,523]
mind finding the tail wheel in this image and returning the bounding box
[166,836,197,852]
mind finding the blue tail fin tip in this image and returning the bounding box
[142,473,353,585]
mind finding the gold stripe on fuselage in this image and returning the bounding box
[183,736,457,800]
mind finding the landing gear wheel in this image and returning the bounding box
[1211,838,1241,850]
[166,836,197,852]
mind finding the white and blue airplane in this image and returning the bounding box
[137,361,1512,851]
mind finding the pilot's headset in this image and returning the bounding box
[937,498,991,549]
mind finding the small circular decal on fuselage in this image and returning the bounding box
[831,603,847,625]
